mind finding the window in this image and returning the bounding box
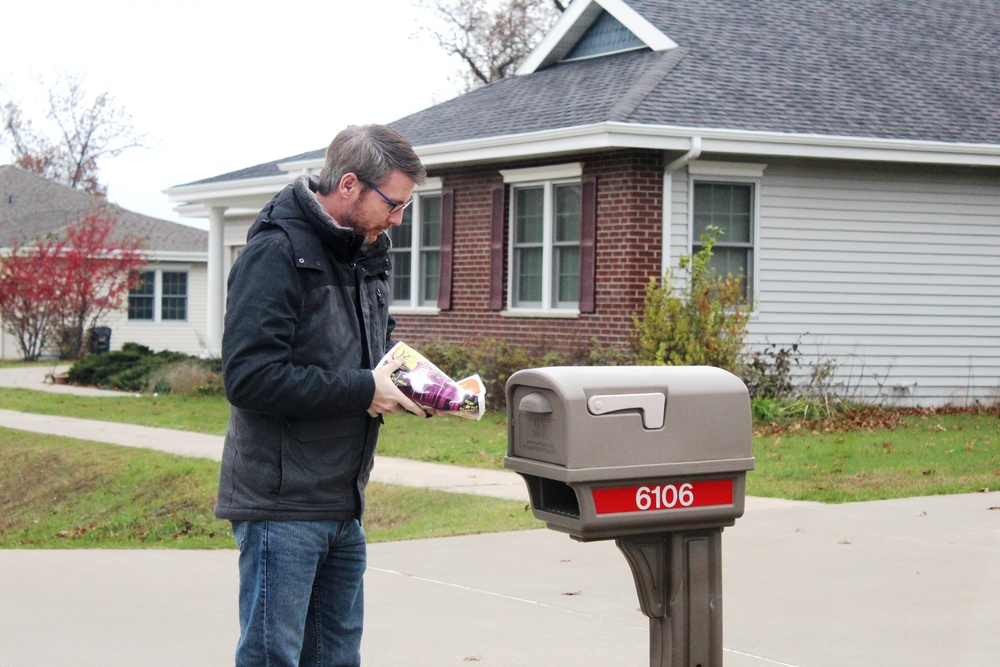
[511,182,582,309]
[688,161,764,303]
[160,272,188,320]
[388,182,448,310]
[501,164,587,314]
[128,269,189,322]
[693,182,754,300]
[563,10,645,61]
[128,271,155,320]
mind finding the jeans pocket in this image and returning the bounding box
[232,520,247,549]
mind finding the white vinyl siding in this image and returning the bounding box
[752,161,998,406]
[669,160,999,406]
[667,169,691,274]
[105,262,209,357]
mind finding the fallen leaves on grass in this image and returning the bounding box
[757,405,999,437]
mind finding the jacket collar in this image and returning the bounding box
[248,176,391,268]
[293,175,392,259]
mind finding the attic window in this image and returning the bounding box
[563,10,645,61]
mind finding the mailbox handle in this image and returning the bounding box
[587,393,665,429]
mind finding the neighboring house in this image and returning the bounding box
[165,0,1000,407]
[0,165,208,358]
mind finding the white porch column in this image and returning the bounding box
[207,206,227,357]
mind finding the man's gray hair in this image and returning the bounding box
[317,124,426,195]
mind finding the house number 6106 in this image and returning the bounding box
[635,483,695,510]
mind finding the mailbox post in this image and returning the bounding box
[505,366,754,667]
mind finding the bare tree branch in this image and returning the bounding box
[1,72,148,196]
[416,0,566,92]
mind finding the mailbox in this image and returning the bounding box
[505,365,753,541]
[505,366,755,667]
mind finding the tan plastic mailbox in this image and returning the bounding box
[504,366,755,667]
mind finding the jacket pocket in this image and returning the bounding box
[279,415,369,506]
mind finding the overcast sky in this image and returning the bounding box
[1,0,463,229]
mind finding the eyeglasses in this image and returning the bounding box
[363,180,412,214]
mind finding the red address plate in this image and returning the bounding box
[592,479,734,515]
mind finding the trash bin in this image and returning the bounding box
[505,366,755,667]
[89,327,112,354]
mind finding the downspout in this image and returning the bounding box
[661,136,702,276]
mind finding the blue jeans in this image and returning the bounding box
[232,519,367,667]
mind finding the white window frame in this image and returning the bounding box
[389,177,443,315]
[686,161,764,307]
[127,267,190,323]
[500,163,583,317]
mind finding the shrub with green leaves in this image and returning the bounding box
[631,228,751,372]
[67,342,222,395]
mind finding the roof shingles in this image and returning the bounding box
[184,0,1000,186]
[1,165,206,252]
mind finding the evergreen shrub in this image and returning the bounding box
[67,343,222,395]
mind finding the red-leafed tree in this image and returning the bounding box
[0,210,146,361]
[53,212,147,359]
[0,236,64,361]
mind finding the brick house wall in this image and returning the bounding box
[391,148,665,356]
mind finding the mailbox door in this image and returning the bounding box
[509,384,568,466]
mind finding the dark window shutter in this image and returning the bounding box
[579,175,597,313]
[437,189,455,310]
[488,183,506,311]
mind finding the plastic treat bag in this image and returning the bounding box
[377,342,486,420]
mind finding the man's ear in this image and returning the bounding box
[339,172,360,197]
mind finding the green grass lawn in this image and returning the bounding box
[0,387,508,465]
[749,411,999,502]
[0,387,231,435]
[0,429,538,548]
[0,385,997,548]
[0,387,997,497]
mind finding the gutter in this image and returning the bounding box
[410,121,1000,169]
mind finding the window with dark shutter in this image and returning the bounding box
[387,183,447,310]
[499,163,586,314]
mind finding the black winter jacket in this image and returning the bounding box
[215,176,395,521]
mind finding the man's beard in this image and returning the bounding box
[339,201,378,243]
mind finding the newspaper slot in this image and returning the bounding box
[378,342,486,419]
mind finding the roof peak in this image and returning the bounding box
[517,0,677,75]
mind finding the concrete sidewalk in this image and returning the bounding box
[1,494,997,666]
[0,365,527,499]
[0,364,125,397]
[1,365,998,665]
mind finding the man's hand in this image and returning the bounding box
[368,356,428,418]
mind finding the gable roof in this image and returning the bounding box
[395,0,1000,147]
[518,0,677,73]
[1,165,206,257]
[172,0,1000,197]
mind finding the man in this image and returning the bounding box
[216,124,428,666]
